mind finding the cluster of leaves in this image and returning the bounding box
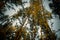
[0,0,24,27]
[0,0,22,5]
[0,0,22,14]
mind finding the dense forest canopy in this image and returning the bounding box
[0,0,59,40]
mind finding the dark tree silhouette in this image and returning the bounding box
[49,0,60,18]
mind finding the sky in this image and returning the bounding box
[43,0,60,39]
